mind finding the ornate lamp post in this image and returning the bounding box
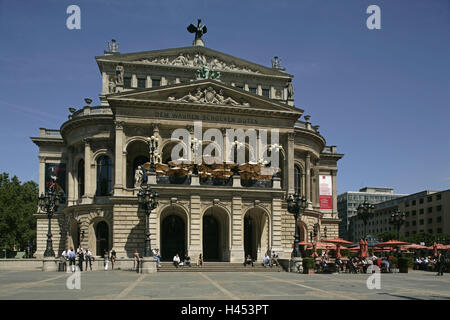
[287,193,308,258]
[389,209,406,241]
[146,136,159,172]
[190,137,202,174]
[356,200,375,240]
[38,187,62,257]
[137,184,159,257]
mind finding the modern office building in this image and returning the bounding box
[338,187,408,240]
[350,189,450,240]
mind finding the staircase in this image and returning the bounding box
[157,261,285,272]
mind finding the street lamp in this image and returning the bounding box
[146,136,159,172]
[137,184,159,257]
[389,209,406,241]
[190,137,202,175]
[287,193,308,258]
[38,187,62,257]
[356,200,375,240]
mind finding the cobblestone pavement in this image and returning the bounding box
[0,270,449,300]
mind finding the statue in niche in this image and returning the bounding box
[287,80,294,99]
[108,79,115,93]
[115,63,124,86]
[134,166,143,188]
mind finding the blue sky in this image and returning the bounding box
[0,0,449,194]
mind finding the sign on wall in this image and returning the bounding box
[45,163,66,203]
[319,175,332,209]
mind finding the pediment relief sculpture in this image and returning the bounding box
[137,53,260,74]
[167,87,250,107]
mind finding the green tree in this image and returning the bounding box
[0,173,38,251]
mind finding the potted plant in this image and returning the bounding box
[302,257,315,274]
[398,257,413,273]
[389,257,399,273]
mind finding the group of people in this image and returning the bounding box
[60,246,119,272]
[414,252,447,275]
[173,253,203,267]
[60,246,94,272]
[243,251,279,267]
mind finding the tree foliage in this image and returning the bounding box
[376,230,450,246]
[0,172,38,251]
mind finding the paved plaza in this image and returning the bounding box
[0,270,449,300]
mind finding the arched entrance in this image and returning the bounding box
[243,208,270,261]
[202,206,230,261]
[161,214,186,260]
[95,221,109,256]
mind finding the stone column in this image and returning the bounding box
[257,84,262,96]
[189,195,202,259]
[146,75,152,88]
[230,196,244,262]
[67,147,74,205]
[101,72,108,94]
[331,169,338,216]
[38,156,46,196]
[305,153,312,208]
[161,76,167,86]
[271,197,283,255]
[114,121,125,194]
[312,167,320,208]
[131,74,137,88]
[287,132,295,194]
[83,138,93,201]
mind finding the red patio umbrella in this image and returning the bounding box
[403,244,428,250]
[376,240,410,247]
[323,238,353,259]
[359,239,368,258]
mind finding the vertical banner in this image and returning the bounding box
[45,163,66,203]
[319,175,332,209]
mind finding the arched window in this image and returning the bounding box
[96,155,112,196]
[294,165,302,195]
[77,159,85,199]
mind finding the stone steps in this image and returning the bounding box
[157,262,284,272]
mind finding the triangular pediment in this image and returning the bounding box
[107,80,303,116]
[96,46,291,77]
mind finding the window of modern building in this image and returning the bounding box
[419,198,424,204]
[419,230,424,233]
[427,218,432,224]
[428,229,432,234]
[405,221,410,227]
[124,76,132,88]
[436,194,441,201]
[412,221,416,226]
[437,205,442,212]
[152,78,161,87]
[96,155,112,196]
[137,77,146,88]
[405,211,409,217]
[412,200,416,205]
[427,196,432,202]
[412,210,417,216]
[412,230,417,235]
[405,201,409,207]
[437,228,442,233]
[437,216,442,223]
[428,207,432,213]
[262,88,270,97]
[405,232,410,237]
[419,219,424,225]
[419,209,424,215]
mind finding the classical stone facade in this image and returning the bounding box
[31,38,343,262]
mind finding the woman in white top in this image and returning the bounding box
[173,253,180,268]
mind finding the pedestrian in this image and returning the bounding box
[59,249,67,272]
[243,254,254,267]
[262,253,272,267]
[77,247,84,272]
[184,254,192,267]
[85,248,93,271]
[271,251,279,266]
[68,248,76,272]
[173,253,180,268]
[104,250,109,271]
[133,249,140,270]
[197,253,204,267]
[110,249,116,270]
[436,252,446,276]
